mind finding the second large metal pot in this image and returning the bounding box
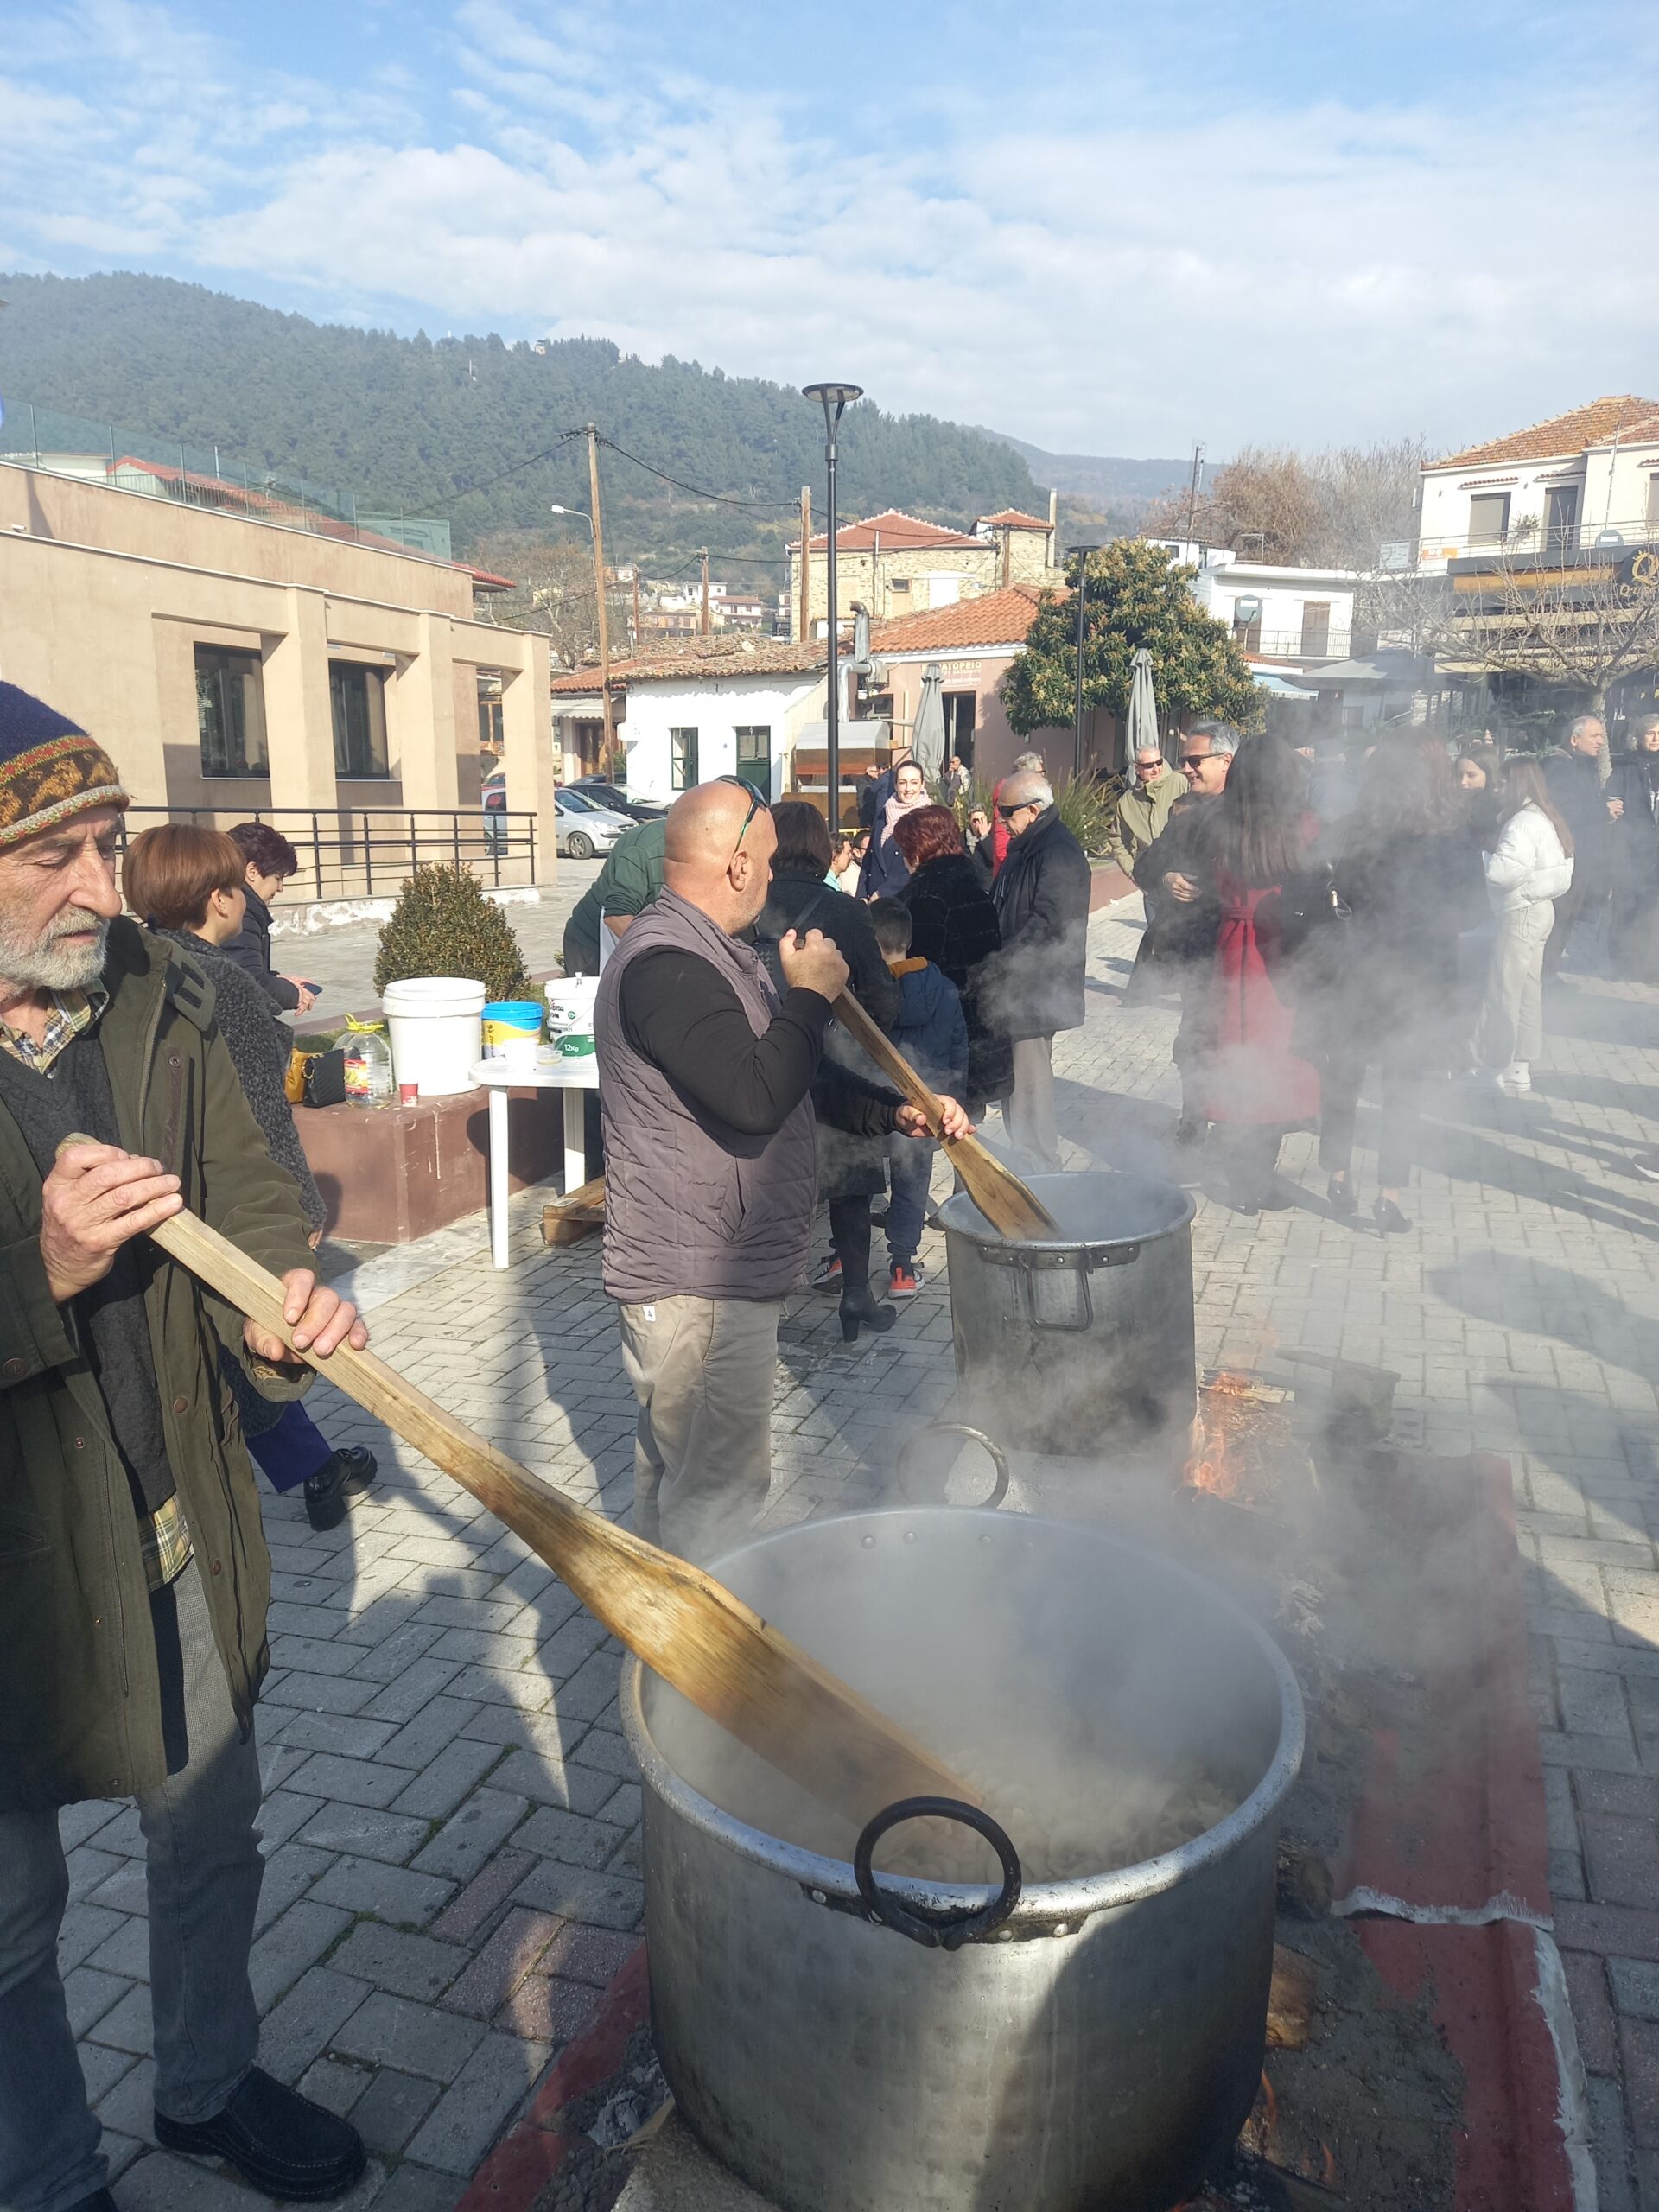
[623,1509,1303,2212]
[938,1168,1197,1457]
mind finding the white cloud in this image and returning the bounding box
[4,1,1657,454]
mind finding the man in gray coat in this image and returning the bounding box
[595,780,966,1562]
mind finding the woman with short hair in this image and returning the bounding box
[123,825,376,1527]
[225,819,315,1014]
[893,804,1010,1113]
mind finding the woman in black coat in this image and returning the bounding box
[1319,733,1484,1233]
[893,804,1011,1113]
[753,801,904,1338]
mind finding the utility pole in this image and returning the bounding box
[1185,442,1206,557]
[631,566,642,655]
[798,487,811,643]
[1069,546,1090,781]
[585,424,614,772]
[700,549,710,638]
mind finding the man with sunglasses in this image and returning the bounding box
[595,778,968,1562]
[988,770,1091,1171]
[1132,721,1240,1146]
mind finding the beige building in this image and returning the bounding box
[787,505,1061,639]
[0,460,558,893]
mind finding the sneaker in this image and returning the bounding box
[887,1261,923,1298]
[1495,1065,1532,1096]
[811,1253,843,1292]
[156,2066,365,2201]
[303,1446,378,1532]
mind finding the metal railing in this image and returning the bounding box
[1405,522,1659,569]
[1243,630,1354,662]
[114,806,537,905]
[0,401,452,562]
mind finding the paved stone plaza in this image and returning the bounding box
[63,896,1659,2209]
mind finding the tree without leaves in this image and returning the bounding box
[1145,440,1427,570]
[1002,540,1262,737]
[1372,530,1659,719]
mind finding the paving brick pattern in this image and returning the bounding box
[66,897,1659,2206]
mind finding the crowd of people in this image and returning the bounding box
[1128,708,1659,1221]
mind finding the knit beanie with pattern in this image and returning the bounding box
[0,683,129,850]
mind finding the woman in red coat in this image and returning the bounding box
[1198,733,1320,1212]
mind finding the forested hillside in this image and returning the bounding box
[0,272,1042,584]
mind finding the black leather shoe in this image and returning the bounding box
[304,1445,378,1531]
[155,2066,365,2200]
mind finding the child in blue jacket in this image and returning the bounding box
[869,899,969,1296]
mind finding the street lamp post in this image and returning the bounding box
[802,382,863,830]
[1068,545,1092,780]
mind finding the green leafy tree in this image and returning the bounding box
[1003,540,1262,737]
[373,867,531,1000]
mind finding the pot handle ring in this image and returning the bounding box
[896,1423,1010,1510]
[854,1796,1023,1951]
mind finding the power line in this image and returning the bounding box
[596,435,798,512]
[435,429,586,508]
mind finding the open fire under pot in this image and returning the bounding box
[620,1508,1304,2212]
[937,1171,1198,1468]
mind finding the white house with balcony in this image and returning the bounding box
[1150,541,1358,668]
[1416,395,1659,570]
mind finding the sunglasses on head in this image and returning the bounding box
[715,774,768,851]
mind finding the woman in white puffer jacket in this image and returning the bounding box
[1476,760,1574,1095]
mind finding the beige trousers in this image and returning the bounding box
[1005,1034,1061,1170]
[1477,900,1554,1069]
[617,1294,782,1566]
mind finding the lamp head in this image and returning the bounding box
[803,380,864,430]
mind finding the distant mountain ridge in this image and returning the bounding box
[0,270,1043,576]
[976,429,1191,505]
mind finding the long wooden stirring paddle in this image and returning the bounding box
[70,1157,974,1826]
[833,988,1059,1240]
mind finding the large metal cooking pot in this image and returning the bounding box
[938,1169,1197,1458]
[621,1509,1304,2212]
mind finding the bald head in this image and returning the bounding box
[662,779,775,934]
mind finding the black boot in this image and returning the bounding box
[304,1445,378,1531]
[156,2068,365,2200]
[829,1195,894,1341]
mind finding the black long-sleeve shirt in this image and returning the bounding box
[617,950,901,1140]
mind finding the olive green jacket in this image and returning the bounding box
[1105,767,1185,873]
[0,919,315,1811]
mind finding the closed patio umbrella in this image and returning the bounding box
[1125,647,1159,767]
[911,661,946,783]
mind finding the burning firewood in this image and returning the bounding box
[1267,1945,1318,2050]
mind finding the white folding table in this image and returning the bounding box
[470,1055,601,1268]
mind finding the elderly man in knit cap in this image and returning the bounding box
[0,684,371,2208]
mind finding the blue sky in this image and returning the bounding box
[2,0,1654,454]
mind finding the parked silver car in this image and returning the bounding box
[555,788,631,860]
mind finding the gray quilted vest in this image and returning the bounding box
[595,888,818,1302]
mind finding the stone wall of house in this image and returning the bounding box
[790,539,1001,638]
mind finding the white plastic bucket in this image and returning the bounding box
[382,977,487,1097]
[546,976,600,1039]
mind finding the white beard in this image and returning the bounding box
[0,908,111,992]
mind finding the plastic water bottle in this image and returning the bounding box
[342,1020,393,1105]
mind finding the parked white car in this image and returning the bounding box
[555,789,631,860]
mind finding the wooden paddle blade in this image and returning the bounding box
[832,988,1059,1238]
[146,1205,971,1827]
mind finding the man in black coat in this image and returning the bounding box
[1542,715,1611,975]
[1606,713,1659,977]
[1133,723,1237,1144]
[988,771,1091,1169]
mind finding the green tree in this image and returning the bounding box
[1003,540,1262,736]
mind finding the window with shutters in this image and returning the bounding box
[670,727,699,790]
[1299,602,1332,657]
[1468,491,1511,546]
